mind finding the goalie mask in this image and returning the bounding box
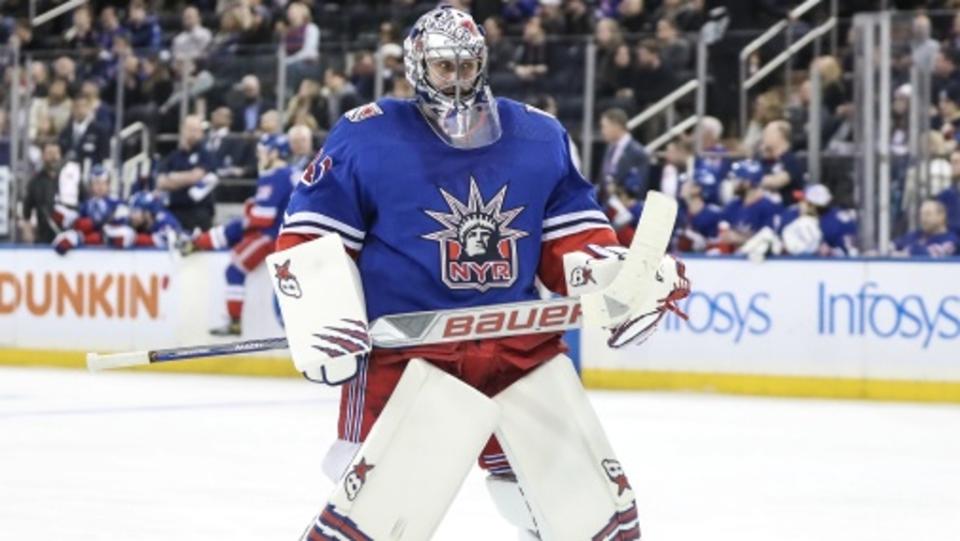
[404,6,502,149]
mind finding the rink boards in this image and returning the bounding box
[1,247,958,402]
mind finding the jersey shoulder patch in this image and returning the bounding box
[345,103,384,123]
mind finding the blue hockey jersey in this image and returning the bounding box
[280,99,615,321]
[247,165,295,238]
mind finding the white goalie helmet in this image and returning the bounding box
[403,6,502,149]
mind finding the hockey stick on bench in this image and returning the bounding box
[87,192,678,372]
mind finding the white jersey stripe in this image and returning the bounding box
[284,211,366,239]
[542,209,609,228]
[542,221,614,242]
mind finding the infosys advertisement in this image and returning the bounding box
[582,257,960,382]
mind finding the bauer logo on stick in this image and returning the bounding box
[344,458,375,501]
[274,259,303,298]
[423,177,528,292]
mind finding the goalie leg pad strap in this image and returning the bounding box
[492,355,640,541]
[307,358,500,541]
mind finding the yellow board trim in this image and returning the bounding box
[4,348,960,403]
[582,368,960,404]
[0,348,299,378]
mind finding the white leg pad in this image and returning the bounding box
[493,355,640,541]
[305,358,500,541]
[485,475,538,533]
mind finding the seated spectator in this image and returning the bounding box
[675,174,723,253]
[597,43,635,103]
[64,5,98,52]
[617,0,646,33]
[80,79,114,130]
[260,110,282,135]
[893,199,959,257]
[172,6,212,65]
[93,32,134,96]
[539,0,567,35]
[594,17,624,69]
[281,1,321,92]
[51,165,123,255]
[52,56,80,97]
[320,68,361,129]
[97,6,123,51]
[205,106,255,179]
[19,142,64,245]
[779,184,858,256]
[511,16,550,89]
[758,120,804,205]
[237,0,275,46]
[741,90,784,157]
[287,124,315,179]
[599,108,650,199]
[285,79,323,130]
[104,191,183,249]
[632,39,677,111]
[937,148,960,236]
[938,83,960,148]
[59,95,110,166]
[564,0,592,36]
[209,7,243,58]
[483,17,513,73]
[715,159,785,254]
[30,78,73,140]
[156,115,218,232]
[230,75,272,133]
[656,17,691,72]
[694,116,729,200]
[124,0,163,53]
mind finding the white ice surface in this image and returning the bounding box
[2,367,959,540]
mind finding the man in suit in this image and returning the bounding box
[230,75,272,133]
[599,108,650,199]
[205,107,255,179]
[58,95,110,169]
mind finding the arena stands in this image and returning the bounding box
[1,1,959,261]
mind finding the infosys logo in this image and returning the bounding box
[661,290,772,343]
[818,282,960,348]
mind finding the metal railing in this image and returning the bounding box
[30,0,88,27]
[111,122,151,199]
[626,79,699,133]
[738,0,833,133]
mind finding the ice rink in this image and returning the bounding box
[2,366,959,541]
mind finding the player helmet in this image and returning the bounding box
[729,159,764,186]
[128,190,160,213]
[404,6,502,149]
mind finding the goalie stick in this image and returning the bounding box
[85,297,583,371]
[87,192,680,372]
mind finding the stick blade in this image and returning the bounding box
[87,351,151,371]
[581,191,678,327]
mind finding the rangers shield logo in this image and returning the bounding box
[423,177,527,292]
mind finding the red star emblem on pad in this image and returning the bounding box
[352,458,375,481]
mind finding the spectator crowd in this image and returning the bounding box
[2,0,959,259]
